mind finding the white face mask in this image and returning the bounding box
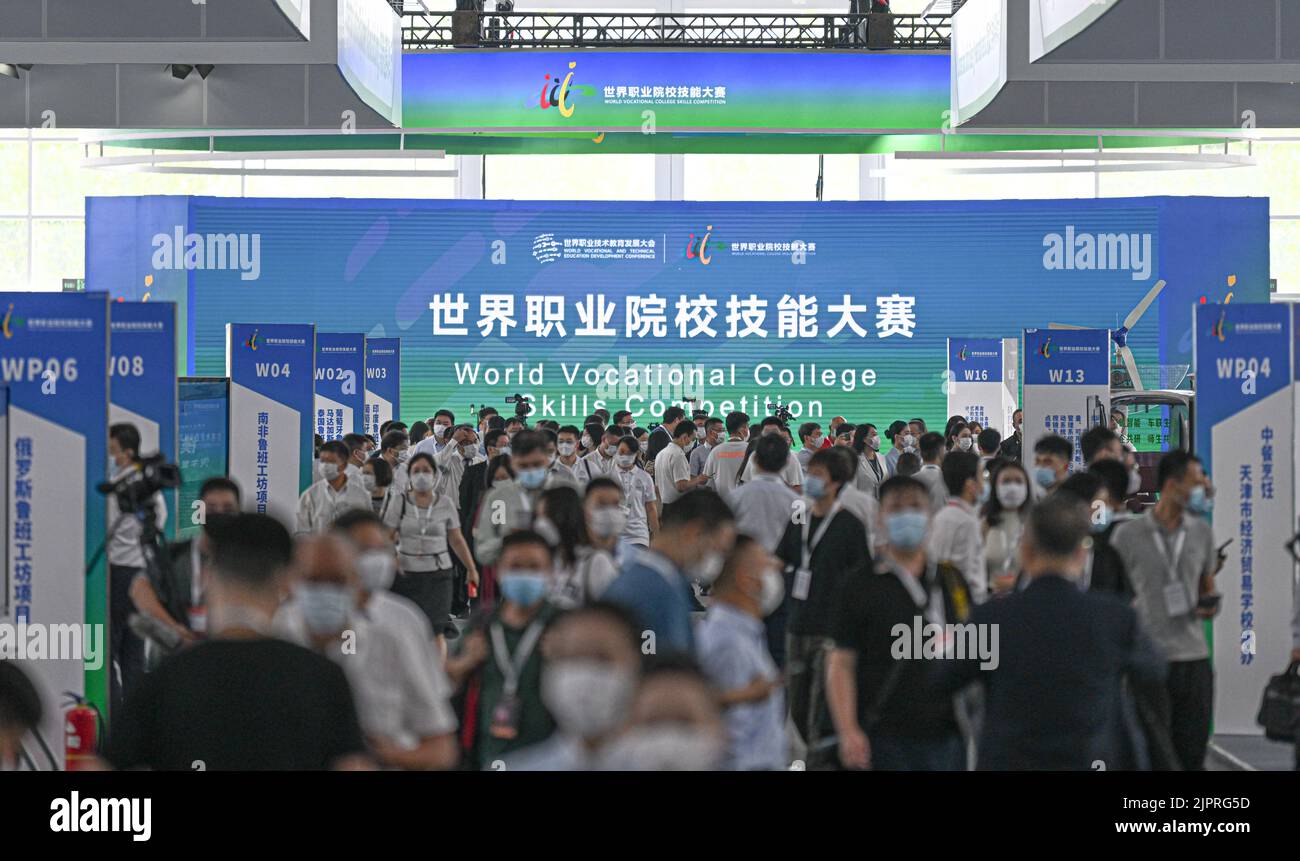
[1127,467,1142,496]
[759,568,784,616]
[615,453,637,469]
[996,481,1028,509]
[433,424,449,439]
[903,434,916,448]
[356,549,396,593]
[694,427,706,439]
[808,435,822,448]
[533,516,562,547]
[957,437,973,451]
[692,550,725,584]
[410,471,436,492]
[361,473,378,493]
[319,462,341,482]
[581,434,593,450]
[542,660,636,740]
[497,445,511,457]
[557,441,576,457]
[600,725,724,771]
[589,506,628,539]
[396,447,411,463]
[866,435,880,451]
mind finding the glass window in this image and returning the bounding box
[31,219,84,293]
[0,141,29,215]
[485,154,655,200]
[0,219,28,289]
[1271,219,1300,296]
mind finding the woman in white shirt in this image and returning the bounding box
[980,459,1033,596]
[535,486,619,608]
[383,452,478,655]
[612,436,659,547]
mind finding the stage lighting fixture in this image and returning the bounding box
[196,64,214,79]
[0,64,32,80]
[169,64,194,80]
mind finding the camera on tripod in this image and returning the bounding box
[768,401,793,424]
[505,393,532,419]
[97,453,181,515]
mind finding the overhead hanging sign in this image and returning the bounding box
[364,337,400,440]
[947,337,1013,436]
[177,378,229,541]
[0,292,110,764]
[109,301,178,532]
[1021,327,1110,471]
[951,0,1008,125]
[1001,336,1020,437]
[1194,302,1295,733]
[226,323,315,522]
[315,333,366,441]
[1030,0,1122,61]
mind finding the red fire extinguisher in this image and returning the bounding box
[63,693,102,771]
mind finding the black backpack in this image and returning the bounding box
[1256,661,1300,742]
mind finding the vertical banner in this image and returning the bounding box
[1022,328,1110,473]
[947,338,1008,434]
[109,301,178,534]
[1194,303,1295,733]
[0,293,110,764]
[314,333,366,441]
[364,337,401,440]
[226,324,315,523]
[1001,336,1020,437]
[177,378,230,540]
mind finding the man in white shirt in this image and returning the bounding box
[926,449,988,603]
[795,422,822,470]
[655,420,708,517]
[342,433,369,481]
[740,418,803,494]
[728,436,799,552]
[378,429,411,497]
[275,531,458,769]
[914,432,949,513]
[579,425,623,483]
[551,424,587,487]
[296,440,372,535]
[433,425,479,505]
[412,410,457,459]
[704,411,751,501]
[829,447,878,548]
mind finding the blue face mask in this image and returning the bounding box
[499,571,549,606]
[296,583,353,635]
[518,467,547,490]
[803,474,828,500]
[885,511,929,550]
[1091,505,1112,534]
[1033,466,1057,489]
[1187,485,1214,515]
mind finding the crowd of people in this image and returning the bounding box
[8,401,1298,772]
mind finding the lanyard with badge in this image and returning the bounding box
[187,540,208,634]
[488,619,546,740]
[1154,524,1191,617]
[793,501,840,601]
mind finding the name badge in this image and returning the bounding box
[1163,581,1192,618]
[792,567,812,601]
[187,606,207,634]
[489,693,522,740]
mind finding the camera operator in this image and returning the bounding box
[106,423,169,710]
[128,477,242,662]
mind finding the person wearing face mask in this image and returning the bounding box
[795,422,822,469]
[981,460,1032,595]
[579,425,624,483]
[1031,434,1073,496]
[103,514,370,771]
[1055,473,1132,598]
[728,436,800,554]
[946,421,974,456]
[296,440,371,535]
[603,489,737,656]
[411,410,457,457]
[740,418,804,494]
[551,425,586,488]
[341,433,369,482]
[459,428,509,556]
[852,423,890,498]
[695,536,787,770]
[384,452,479,653]
[273,533,458,770]
[914,432,949,513]
[506,602,643,770]
[362,457,393,517]
[378,429,411,497]
[774,449,869,766]
[607,436,659,549]
[655,421,711,520]
[106,422,170,710]
[1110,450,1220,771]
[429,424,480,506]
[534,487,601,608]
[703,411,752,502]
[926,449,988,604]
[129,477,242,658]
[883,421,910,474]
[446,531,559,769]
[583,476,633,574]
[1000,409,1024,463]
[473,429,569,569]
[599,655,727,770]
[688,416,724,478]
[828,475,973,771]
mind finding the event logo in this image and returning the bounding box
[957,345,969,361]
[1037,337,1053,358]
[685,226,717,265]
[2,303,23,339]
[1208,312,1231,342]
[245,329,260,351]
[151,227,261,281]
[538,61,595,118]
[1042,226,1152,281]
[532,234,561,264]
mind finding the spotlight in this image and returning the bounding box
[195,64,214,79]
[169,63,194,80]
[0,64,31,80]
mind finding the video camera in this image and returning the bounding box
[505,393,532,420]
[97,453,181,515]
[768,401,793,424]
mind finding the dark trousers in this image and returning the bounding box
[786,634,834,769]
[869,731,964,771]
[109,564,146,713]
[1155,658,1214,771]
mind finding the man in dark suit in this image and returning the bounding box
[938,494,1165,770]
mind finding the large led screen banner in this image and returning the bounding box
[85,196,1269,429]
